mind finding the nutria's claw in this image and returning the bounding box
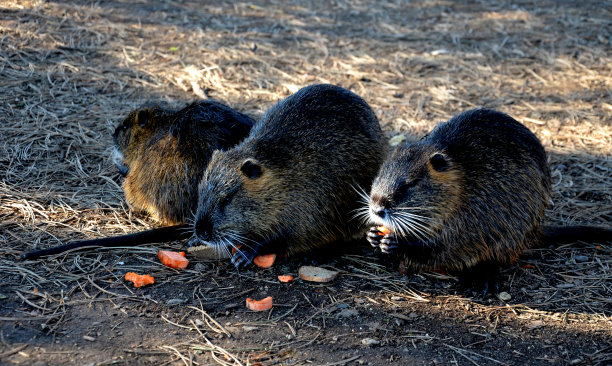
[366,227,383,247]
[231,249,256,269]
[379,233,398,254]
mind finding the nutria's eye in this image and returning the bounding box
[429,153,448,172]
[240,159,263,179]
[137,109,149,127]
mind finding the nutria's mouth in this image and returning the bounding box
[111,148,129,176]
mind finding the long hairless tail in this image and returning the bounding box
[20,224,191,260]
[541,225,612,245]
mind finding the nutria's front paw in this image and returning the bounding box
[230,245,257,269]
[379,232,398,254]
[366,226,383,247]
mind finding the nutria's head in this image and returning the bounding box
[112,106,170,176]
[368,143,464,244]
[191,148,286,256]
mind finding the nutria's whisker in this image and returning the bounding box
[351,184,371,205]
[395,212,434,234]
[224,231,256,252]
[350,205,371,224]
[393,214,429,242]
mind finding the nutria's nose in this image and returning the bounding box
[371,194,392,209]
[374,208,387,218]
[194,216,213,241]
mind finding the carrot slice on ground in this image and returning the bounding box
[125,272,155,288]
[278,275,294,283]
[246,296,273,311]
[377,226,392,236]
[253,253,276,268]
[158,250,189,269]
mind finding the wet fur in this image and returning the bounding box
[191,84,387,265]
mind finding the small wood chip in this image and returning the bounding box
[187,245,230,259]
[389,134,406,146]
[361,338,380,346]
[497,292,511,301]
[298,266,339,283]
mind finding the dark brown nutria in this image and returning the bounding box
[21,100,255,261]
[365,108,612,295]
[113,100,255,225]
[189,84,387,267]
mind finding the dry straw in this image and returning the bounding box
[1,0,610,364]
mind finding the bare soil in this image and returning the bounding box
[1,1,610,365]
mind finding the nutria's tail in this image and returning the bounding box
[541,225,612,245]
[20,224,191,260]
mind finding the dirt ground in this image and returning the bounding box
[1,0,611,365]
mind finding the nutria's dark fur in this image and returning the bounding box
[190,84,387,267]
[113,100,255,225]
[366,108,612,294]
[21,101,254,260]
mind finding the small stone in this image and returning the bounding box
[83,335,96,342]
[167,298,185,306]
[574,255,588,262]
[338,309,359,318]
[243,326,258,332]
[569,359,583,365]
[408,312,418,318]
[391,296,402,301]
[497,292,512,301]
[361,338,380,346]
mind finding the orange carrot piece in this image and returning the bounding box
[253,253,276,268]
[125,272,155,288]
[231,244,243,256]
[246,296,273,311]
[158,250,189,269]
[179,251,186,257]
[278,275,294,283]
[377,226,391,236]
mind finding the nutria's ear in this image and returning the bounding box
[429,153,448,172]
[136,109,149,127]
[240,159,263,179]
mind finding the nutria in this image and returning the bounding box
[113,100,255,224]
[189,84,387,267]
[21,100,255,260]
[365,108,612,294]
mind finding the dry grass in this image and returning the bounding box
[0,0,610,365]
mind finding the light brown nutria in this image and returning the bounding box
[113,100,255,225]
[189,84,387,267]
[365,108,612,294]
[20,100,254,261]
